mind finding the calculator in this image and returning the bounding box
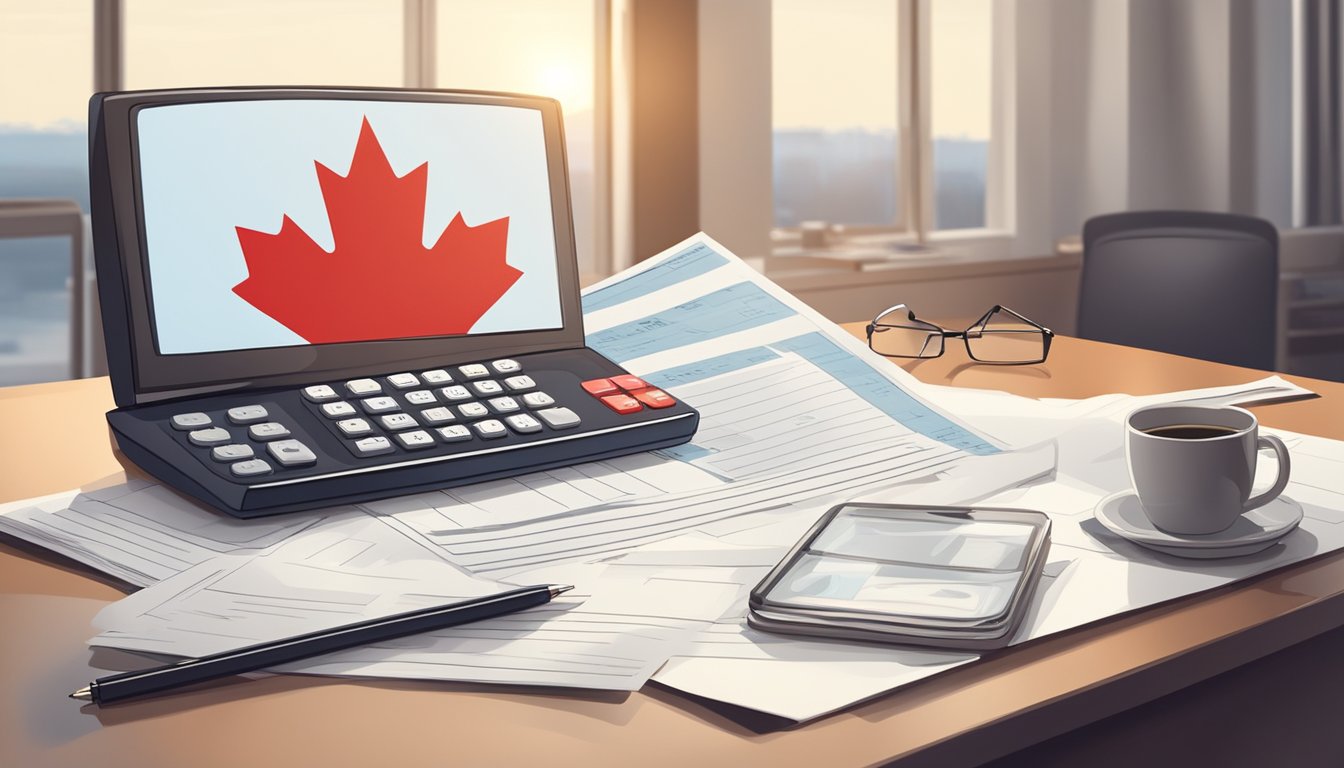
[90,87,699,517]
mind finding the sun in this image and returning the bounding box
[537,63,589,113]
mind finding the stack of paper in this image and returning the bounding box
[1,231,1339,724]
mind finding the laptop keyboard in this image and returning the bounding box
[168,357,680,480]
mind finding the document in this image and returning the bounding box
[5,231,1337,721]
[0,451,725,588]
[0,480,331,587]
[582,238,1002,457]
[915,375,1315,450]
[399,354,995,577]
[91,513,744,691]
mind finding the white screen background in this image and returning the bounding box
[136,99,564,355]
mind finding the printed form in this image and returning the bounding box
[0,233,1042,700]
[91,514,742,691]
[42,232,1336,720]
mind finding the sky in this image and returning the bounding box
[1,0,988,139]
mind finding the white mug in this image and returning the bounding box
[1125,404,1291,535]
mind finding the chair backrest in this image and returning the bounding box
[1078,211,1279,370]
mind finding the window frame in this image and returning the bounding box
[92,0,613,276]
[770,0,1013,251]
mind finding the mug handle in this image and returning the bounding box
[1244,434,1292,511]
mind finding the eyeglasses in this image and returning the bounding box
[865,304,1054,365]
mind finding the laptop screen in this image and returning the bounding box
[134,99,564,356]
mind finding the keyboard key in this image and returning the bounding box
[472,419,508,439]
[405,389,436,405]
[188,427,231,446]
[491,359,522,374]
[345,378,382,396]
[231,459,273,477]
[336,417,372,437]
[395,430,436,450]
[249,422,291,441]
[600,394,643,414]
[267,439,317,467]
[458,363,490,379]
[458,402,489,419]
[505,414,543,434]
[536,407,582,430]
[321,401,356,418]
[171,412,211,430]
[302,384,339,402]
[211,444,254,462]
[421,407,456,425]
[488,396,520,413]
[420,406,457,425]
[227,405,269,424]
[471,379,503,396]
[503,375,535,391]
[611,374,647,391]
[632,388,676,409]
[437,424,472,442]
[522,391,556,408]
[387,373,420,389]
[421,369,453,384]
[361,396,400,414]
[581,378,618,396]
[354,436,394,456]
[380,413,418,430]
[440,385,472,401]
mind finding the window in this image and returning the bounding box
[123,1,404,88]
[929,0,993,231]
[0,1,92,386]
[772,0,999,243]
[0,0,608,386]
[434,0,599,279]
[772,0,900,229]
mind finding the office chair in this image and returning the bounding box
[1078,211,1279,370]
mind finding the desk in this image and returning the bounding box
[4,328,1344,768]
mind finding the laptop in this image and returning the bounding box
[89,87,698,518]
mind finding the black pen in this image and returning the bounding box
[70,583,574,705]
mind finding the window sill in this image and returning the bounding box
[768,225,1064,271]
[764,247,1080,293]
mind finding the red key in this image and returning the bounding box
[582,378,619,396]
[632,388,676,409]
[600,394,643,414]
[611,374,647,392]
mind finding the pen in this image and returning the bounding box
[70,583,574,706]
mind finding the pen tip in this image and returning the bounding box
[69,686,92,702]
[550,584,575,597]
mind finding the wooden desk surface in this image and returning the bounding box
[4,329,1344,768]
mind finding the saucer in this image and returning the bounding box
[1093,490,1303,559]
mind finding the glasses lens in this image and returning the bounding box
[966,308,1047,363]
[870,314,944,358]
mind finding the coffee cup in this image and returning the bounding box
[1125,404,1291,535]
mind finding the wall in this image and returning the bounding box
[697,0,773,261]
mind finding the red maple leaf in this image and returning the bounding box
[232,117,522,343]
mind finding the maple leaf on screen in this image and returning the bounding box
[232,117,522,343]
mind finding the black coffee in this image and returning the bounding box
[1142,424,1239,440]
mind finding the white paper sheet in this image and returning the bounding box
[90,515,744,691]
[0,483,332,587]
[5,231,1338,723]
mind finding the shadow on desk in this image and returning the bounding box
[84,671,641,729]
[985,623,1344,768]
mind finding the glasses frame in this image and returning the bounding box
[865,304,1055,365]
